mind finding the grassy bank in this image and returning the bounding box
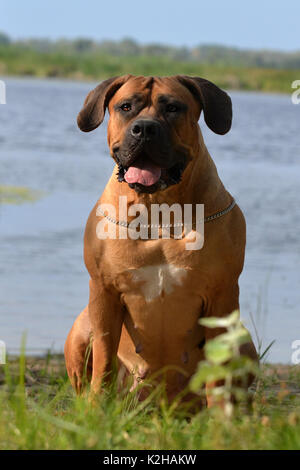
[0,354,300,450]
[0,185,42,204]
[0,45,299,93]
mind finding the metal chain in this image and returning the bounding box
[97,199,236,229]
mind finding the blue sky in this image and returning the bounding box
[1,0,300,51]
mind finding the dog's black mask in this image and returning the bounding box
[113,118,188,194]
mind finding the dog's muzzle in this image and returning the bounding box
[114,119,188,194]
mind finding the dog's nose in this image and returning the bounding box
[130,120,160,141]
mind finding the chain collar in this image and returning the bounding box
[97,199,236,229]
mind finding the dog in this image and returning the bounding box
[64,75,257,407]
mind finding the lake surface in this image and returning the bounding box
[0,77,299,363]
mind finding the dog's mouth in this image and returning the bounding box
[124,159,162,186]
[116,156,185,194]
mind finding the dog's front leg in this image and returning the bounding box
[88,278,124,397]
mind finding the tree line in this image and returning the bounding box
[0,32,299,70]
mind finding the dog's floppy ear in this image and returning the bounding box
[77,75,131,132]
[177,76,232,135]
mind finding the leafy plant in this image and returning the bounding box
[190,310,259,416]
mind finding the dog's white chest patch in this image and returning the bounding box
[130,264,187,302]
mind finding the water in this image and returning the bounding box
[0,77,299,363]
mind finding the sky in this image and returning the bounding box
[1,0,300,51]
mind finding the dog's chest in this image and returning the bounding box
[120,263,188,303]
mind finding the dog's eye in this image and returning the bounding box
[166,104,178,113]
[120,103,132,112]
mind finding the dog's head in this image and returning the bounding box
[77,75,232,194]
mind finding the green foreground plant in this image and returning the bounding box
[190,310,259,416]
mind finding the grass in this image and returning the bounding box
[0,354,300,450]
[0,185,42,204]
[0,45,299,93]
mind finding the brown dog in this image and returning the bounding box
[64,75,257,407]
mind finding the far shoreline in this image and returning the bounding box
[0,73,293,96]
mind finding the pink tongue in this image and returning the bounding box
[125,160,161,186]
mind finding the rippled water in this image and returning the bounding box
[0,77,299,362]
